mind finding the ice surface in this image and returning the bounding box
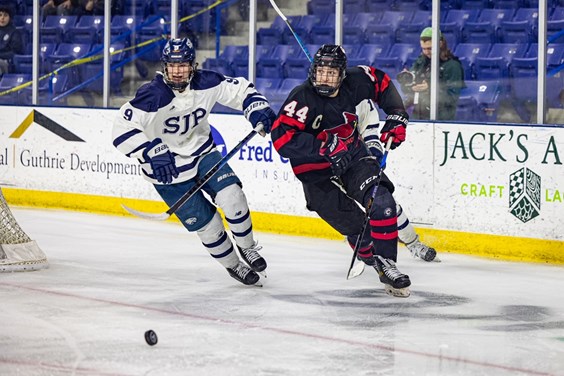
[1,208,563,376]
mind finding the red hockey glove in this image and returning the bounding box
[319,132,352,176]
[380,113,408,150]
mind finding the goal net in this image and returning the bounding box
[0,187,49,272]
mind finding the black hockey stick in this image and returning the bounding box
[122,124,263,221]
[268,0,313,63]
[346,138,393,280]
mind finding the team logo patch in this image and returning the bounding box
[509,167,541,223]
[185,217,197,225]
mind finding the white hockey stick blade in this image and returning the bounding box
[347,259,366,279]
[121,204,171,221]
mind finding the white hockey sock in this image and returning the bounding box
[197,212,239,268]
[215,184,254,249]
[396,204,417,245]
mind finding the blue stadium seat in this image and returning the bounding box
[365,0,394,13]
[524,43,564,69]
[493,0,520,8]
[231,45,273,78]
[380,10,414,30]
[463,9,515,43]
[282,15,323,45]
[459,0,491,9]
[202,59,234,77]
[453,43,491,80]
[257,45,302,78]
[307,0,333,15]
[41,15,78,44]
[45,43,92,86]
[12,43,57,74]
[254,77,282,97]
[135,18,167,62]
[82,43,125,94]
[343,27,365,45]
[474,43,528,84]
[124,0,149,18]
[348,44,390,66]
[374,43,419,66]
[110,15,138,47]
[396,24,426,45]
[456,80,502,122]
[0,73,30,105]
[498,8,539,43]
[20,74,69,106]
[309,25,335,45]
[343,0,366,13]
[270,78,304,109]
[284,57,310,79]
[409,10,432,26]
[257,16,291,46]
[440,9,480,46]
[393,0,422,11]
[68,15,105,44]
[365,24,396,45]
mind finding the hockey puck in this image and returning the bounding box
[144,330,158,346]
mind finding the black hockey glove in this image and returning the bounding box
[143,138,179,184]
[319,132,352,176]
[380,112,408,150]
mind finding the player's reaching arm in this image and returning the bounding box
[358,66,409,151]
[210,74,276,135]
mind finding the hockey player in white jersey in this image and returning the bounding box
[112,38,276,286]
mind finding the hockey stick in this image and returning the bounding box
[122,124,263,221]
[346,138,393,280]
[267,0,313,63]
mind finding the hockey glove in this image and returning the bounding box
[380,113,408,150]
[244,99,276,135]
[365,139,386,170]
[319,132,352,176]
[143,139,179,184]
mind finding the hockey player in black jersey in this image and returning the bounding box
[271,45,412,297]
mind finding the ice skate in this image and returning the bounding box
[406,236,439,262]
[227,262,261,286]
[238,242,267,272]
[374,256,411,298]
[356,248,376,266]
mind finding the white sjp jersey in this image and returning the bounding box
[112,70,267,184]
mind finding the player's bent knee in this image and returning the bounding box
[214,184,249,215]
[369,189,396,220]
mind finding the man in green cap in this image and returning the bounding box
[399,27,465,120]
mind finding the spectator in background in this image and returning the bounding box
[80,0,123,16]
[398,27,465,120]
[0,4,23,74]
[42,0,82,16]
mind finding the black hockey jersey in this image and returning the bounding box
[271,66,407,183]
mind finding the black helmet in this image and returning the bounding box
[161,38,197,90]
[309,44,347,96]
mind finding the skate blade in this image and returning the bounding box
[384,285,410,298]
[252,271,267,287]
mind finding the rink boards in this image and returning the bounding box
[0,106,563,263]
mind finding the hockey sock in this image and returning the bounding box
[396,204,417,244]
[197,212,239,268]
[215,184,255,249]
